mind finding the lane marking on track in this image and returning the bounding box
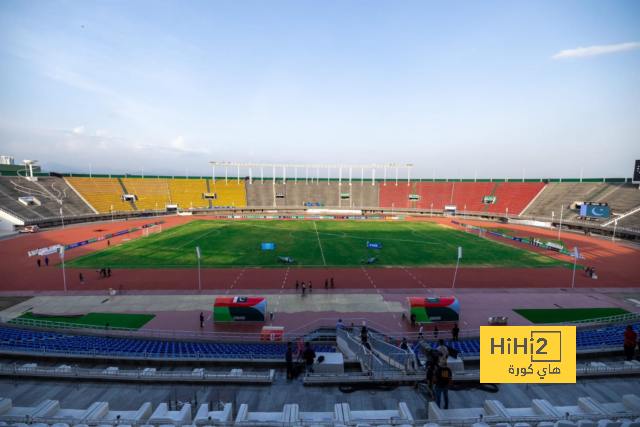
[206,316,211,321]
[398,322,402,327]
[403,268,426,288]
[313,221,327,266]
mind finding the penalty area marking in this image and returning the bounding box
[175,226,224,250]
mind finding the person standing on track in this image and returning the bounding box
[79,273,84,284]
[107,240,111,247]
[309,281,312,294]
[302,283,306,297]
[108,268,111,278]
[37,259,41,267]
[295,280,299,291]
[44,256,49,266]
[331,278,334,289]
[200,312,204,328]
[325,279,328,289]
[434,325,439,338]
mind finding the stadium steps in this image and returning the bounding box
[482,182,499,212]
[206,179,212,207]
[117,178,138,211]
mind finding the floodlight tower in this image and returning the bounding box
[23,160,38,182]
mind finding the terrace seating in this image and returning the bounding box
[379,182,415,208]
[485,182,546,215]
[210,179,247,208]
[294,404,346,423]
[451,182,498,212]
[428,400,506,421]
[193,404,233,423]
[167,179,209,209]
[0,399,60,421]
[65,177,134,213]
[120,178,171,211]
[148,403,191,423]
[234,404,293,424]
[415,182,454,210]
[342,403,413,423]
[584,395,640,416]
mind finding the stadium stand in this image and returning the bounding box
[415,182,453,210]
[522,182,607,217]
[379,181,416,208]
[451,182,498,212]
[245,180,379,208]
[167,178,209,209]
[209,179,247,208]
[120,178,171,211]
[65,177,135,213]
[0,177,94,219]
[0,326,334,359]
[485,182,546,215]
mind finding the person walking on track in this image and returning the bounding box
[200,312,204,328]
[331,278,334,289]
[302,283,306,297]
[37,259,41,267]
[45,256,49,266]
[295,280,299,291]
[79,273,84,284]
[325,279,328,289]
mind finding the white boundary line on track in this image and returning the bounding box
[313,221,327,266]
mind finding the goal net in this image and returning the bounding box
[466,226,485,238]
[143,225,162,237]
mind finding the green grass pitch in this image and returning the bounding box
[15,312,155,330]
[63,220,574,269]
[513,308,630,324]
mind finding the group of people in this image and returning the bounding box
[583,266,596,278]
[295,278,335,297]
[409,313,460,341]
[36,257,49,267]
[96,268,112,278]
[285,341,317,378]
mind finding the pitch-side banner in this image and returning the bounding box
[27,221,165,257]
[451,221,585,260]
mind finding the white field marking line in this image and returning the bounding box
[403,224,451,246]
[398,322,402,327]
[175,225,226,249]
[235,219,439,245]
[206,315,211,321]
[313,221,327,266]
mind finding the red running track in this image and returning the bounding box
[0,216,638,293]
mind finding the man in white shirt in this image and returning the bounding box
[418,324,424,339]
[437,339,449,363]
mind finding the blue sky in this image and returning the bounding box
[0,0,639,178]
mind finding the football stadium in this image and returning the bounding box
[1,1,640,426]
[0,159,639,425]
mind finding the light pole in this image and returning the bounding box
[558,205,564,240]
[156,202,158,219]
[60,246,67,292]
[392,203,394,216]
[571,246,579,289]
[111,205,114,222]
[612,219,617,242]
[431,203,433,218]
[196,247,202,291]
[60,208,64,229]
[464,205,466,219]
[452,247,462,289]
[506,207,509,217]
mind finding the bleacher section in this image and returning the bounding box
[66,177,135,213]
[0,177,94,220]
[451,182,497,212]
[523,182,606,217]
[245,180,379,208]
[415,182,453,210]
[120,178,171,211]
[379,182,416,208]
[209,179,247,208]
[166,178,209,209]
[485,182,546,215]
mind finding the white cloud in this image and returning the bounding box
[95,130,109,137]
[73,125,85,134]
[168,136,208,154]
[552,42,640,59]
